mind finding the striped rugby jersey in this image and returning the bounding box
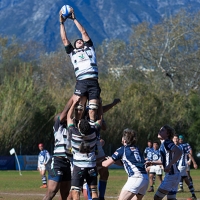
[112,145,147,177]
[65,39,98,80]
[150,149,161,161]
[144,146,154,161]
[38,150,50,166]
[53,117,72,158]
[177,143,191,167]
[159,139,180,175]
[68,123,100,168]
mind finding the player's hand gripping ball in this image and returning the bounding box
[61,5,73,19]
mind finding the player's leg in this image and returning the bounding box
[88,99,99,121]
[118,190,135,200]
[59,181,71,200]
[187,167,193,185]
[131,194,144,200]
[154,173,180,200]
[119,175,148,200]
[71,165,85,200]
[40,167,48,188]
[87,79,101,122]
[156,166,163,184]
[98,166,109,200]
[184,176,197,199]
[59,159,71,200]
[43,180,60,200]
[82,182,91,200]
[86,167,99,200]
[96,140,109,200]
[148,166,155,192]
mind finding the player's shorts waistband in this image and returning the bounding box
[55,156,71,162]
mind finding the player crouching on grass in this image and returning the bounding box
[102,128,149,200]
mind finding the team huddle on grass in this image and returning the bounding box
[36,5,198,200]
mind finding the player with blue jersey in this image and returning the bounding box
[144,140,153,161]
[146,125,182,200]
[102,128,149,200]
[178,135,197,191]
[173,134,197,200]
[38,143,50,189]
[146,141,163,192]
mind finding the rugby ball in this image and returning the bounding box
[61,5,73,19]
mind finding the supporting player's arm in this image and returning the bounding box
[59,95,74,122]
[102,98,121,113]
[67,95,80,125]
[96,99,103,127]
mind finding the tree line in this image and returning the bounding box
[0,10,200,162]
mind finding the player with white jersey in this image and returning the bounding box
[146,125,182,200]
[102,128,149,200]
[173,134,197,200]
[38,143,50,188]
[67,95,103,200]
[82,98,121,200]
[146,141,163,192]
[60,7,101,122]
[43,97,73,200]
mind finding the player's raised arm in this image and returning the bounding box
[72,13,90,42]
[59,10,71,46]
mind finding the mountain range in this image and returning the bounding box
[1,0,200,52]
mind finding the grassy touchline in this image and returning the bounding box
[0,169,199,200]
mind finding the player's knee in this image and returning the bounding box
[75,103,84,111]
[90,186,98,193]
[88,102,99,110]
[154,190,166,200]
[71,186,81,192]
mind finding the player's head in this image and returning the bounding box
[158,124,175,140]
[122,128,137,145]
[173,134,179,145]
[38,143,44,150]
[153,141,159,150]
[147,140,153,148]
[179,135,184,144]
[74,39,84,49]
[78,119,91,136]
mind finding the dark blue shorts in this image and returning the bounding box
[71,165,98,187]
[48,156,71,182]
[74,79,101,100]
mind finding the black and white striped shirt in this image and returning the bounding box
[53,117,72,158]
[65,39,98,80]
[68,123,100,167]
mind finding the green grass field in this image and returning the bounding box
[0,169,199,200]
